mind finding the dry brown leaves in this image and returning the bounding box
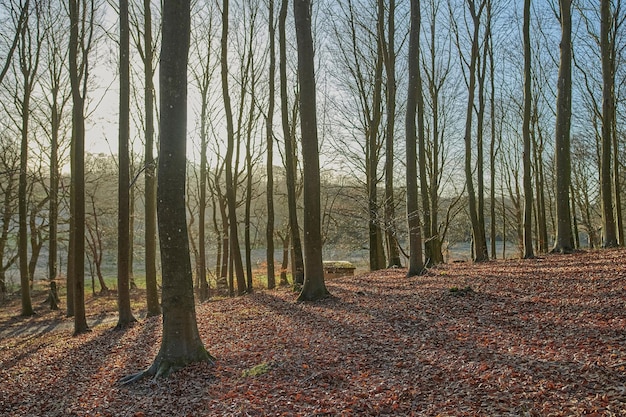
[1,248,626,416]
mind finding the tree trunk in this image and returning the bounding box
[117,0,137,329]
[600,0,617,248]
[522,0,534,258]
[462,0,489,262]
[614,116,624,245]
[121,0,212,384]
[279,0,305,287]
[294,0,329,302]
[381,0,401,268]
[406,0,425,277]
[266,0,276,289]
[426,4,444,266]
[18,59,34,317]
[221,0,246,296]
[69,0,89,334]
[143,0,161,316]
[278,230,290,286]
[49,90,60,310]
[367,0,386,272]
[17,0,37,316]
[551,0,574,254]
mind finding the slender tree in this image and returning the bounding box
[551,0,574,253]
[68,0,91,334]
[117,0,136,328]
[456,0,489,261]
[17,0,37,316]
[41,0,70,310]
[279,0,304,286]
[294,0,329,301]
[0,139,19,300]
[522,0,534,258]
[190,0,217,301]
[367,0,386,271]
[406,0,424,276]
[221,0,246,295]
[422,0,448,266]
[121,0,213,383]
[266,0,276,289]
[141,0,161,316]
[600,0,617,247]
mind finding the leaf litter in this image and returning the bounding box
[1,248,626,416]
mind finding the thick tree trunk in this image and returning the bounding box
[294,0,329,302]
[122,0,212,384]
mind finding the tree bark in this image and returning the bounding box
[382,0,402,269]
[406,0,425,277]
[221,0,246,295]
[461,0,489,262]
[551,0,574,254]
[266,0,276,290]
[522,0,534,258]
[600,0,617,247]
[18,1,35,316]
[294,0,329,302]
[121,0,212,384]
[143,0,161,316]
[279,0,305,287]
[69,0,89,334]
[117,0,137,329]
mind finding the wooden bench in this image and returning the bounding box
[323,261,356,279]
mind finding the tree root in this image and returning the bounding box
[119,351,215,386]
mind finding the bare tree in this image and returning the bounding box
[121,0,213,383]
[600,0,618,247]
[522,0,534,258]
[266,0,277,289]
[551,0,574,253]
[190,0,218,301]
[406,0,425,276]
[16,0,39,316]
[116,0,136,328]
[452,0,489,261]
[294,0,329,301]
[68,0,96,334]
[221,0,246,295]
[39,0,71,310]
[278,0,304,286]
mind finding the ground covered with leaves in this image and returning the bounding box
[1,249,626,416]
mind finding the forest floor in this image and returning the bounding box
[1,248,626,416]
